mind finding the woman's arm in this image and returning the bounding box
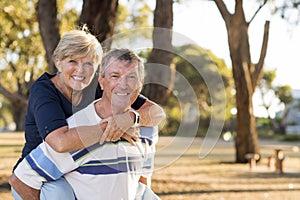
[9,174,40,200]
[100,99,165,143]
[137,99,166,127]
[45,100,165,153]
[45,122,107,153]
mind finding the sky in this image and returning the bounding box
[172,0,300,90]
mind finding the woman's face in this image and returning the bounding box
[56,53,96,92]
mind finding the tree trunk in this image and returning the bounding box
[79,0,118,49]
[37,0,60,74]
[142,0,174,105]
[11,101,27,131]
[214,0,269,162]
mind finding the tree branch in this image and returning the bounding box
[253,20,270,87]
[0,83,27,104]
[213,0,232,25]
[248,0,267,24]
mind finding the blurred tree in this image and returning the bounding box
[257,70,293,132]
[213,0,299,162]
[37,0,60,73]
[142,0,174,105]
[0,0,78,130]
[0,0,45,130]
[0,97,12,130]
[37,0,79,73]
[78,0,118,50]
[272,0,300,24]
[258,70,294,118]
[160,44,234,135]
[213,0,270,162]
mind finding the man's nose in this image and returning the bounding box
[118,76,128,88]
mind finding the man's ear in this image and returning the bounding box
[99,75,104,90]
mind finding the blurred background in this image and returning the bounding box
[0,0,300,163]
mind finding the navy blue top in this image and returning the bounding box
[14,72,147,169]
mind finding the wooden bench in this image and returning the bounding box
[262,145,299,173]
[245,153,260,170]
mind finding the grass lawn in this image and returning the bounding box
[1,133,300,200]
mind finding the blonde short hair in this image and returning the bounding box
[52,28,103,71]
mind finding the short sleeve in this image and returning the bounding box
[131,94,148,110]
[29,82,69,140]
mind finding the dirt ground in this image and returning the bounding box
[1,133,300,200]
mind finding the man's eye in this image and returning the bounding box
[69,60,76,63]
[111,75,119,79]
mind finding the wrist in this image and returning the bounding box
[129,110,140,127]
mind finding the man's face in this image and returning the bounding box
[100,58,142,112]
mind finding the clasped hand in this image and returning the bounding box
[100,111,140,146]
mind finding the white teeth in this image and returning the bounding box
[116,93,128,96]
[72,76,84,81]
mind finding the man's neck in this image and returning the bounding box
[94,98,130,119]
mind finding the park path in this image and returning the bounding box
[152,137,300,200]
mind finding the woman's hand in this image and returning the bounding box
[100,111,139,145]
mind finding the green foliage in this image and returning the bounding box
[274,85,294,105]
[159,44,234,136]
[0,0,79,129]
[59,0,80,32]
[0,0,46,93]
[115,1,152,39]
[263,70,276,87]
[279,134,300,141]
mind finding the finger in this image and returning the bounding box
[111,130,124,141]
[107,119,125,141]
[106,121,121,142]
[126,128,140,142]
[100,118,109,124]
[100,118,112,144]
[122,134,136,146]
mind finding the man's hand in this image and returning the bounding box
[9,173,40,200]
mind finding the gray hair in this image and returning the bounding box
[100,48,144,83]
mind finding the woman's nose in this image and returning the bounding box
[75,64,84,72]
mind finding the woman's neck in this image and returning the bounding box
[52,74,82,106]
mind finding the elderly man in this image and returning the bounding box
[10,48,161,200]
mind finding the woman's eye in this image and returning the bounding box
[83,62,93,68]
[69,60,76,64]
